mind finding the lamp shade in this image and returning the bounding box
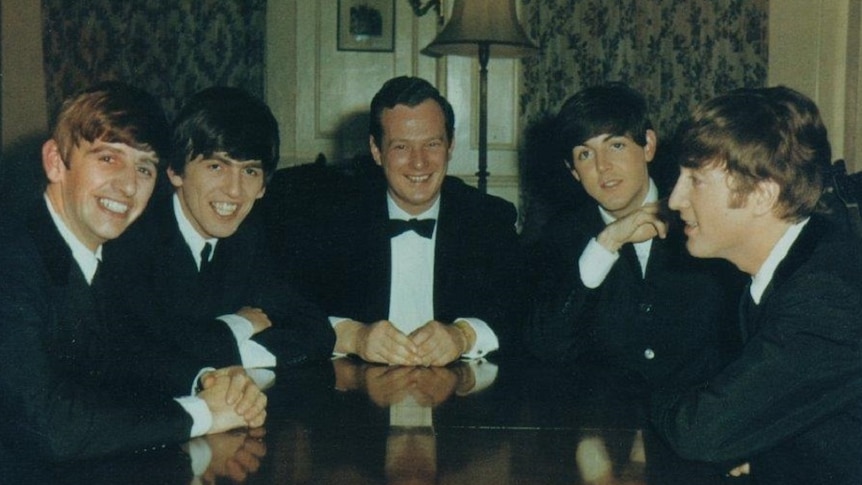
[422,0,538,58]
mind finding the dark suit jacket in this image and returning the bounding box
[525,200,743,390]
[0,202,192,461]
[279,174,524,355]
[102,194,335,378]
[651,216,862,484]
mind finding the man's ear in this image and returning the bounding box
[643,129,658,163]
[751,178,780,216]
[370,136,382,166]
[569,162,581,182]
[166,166,184,189]
[42,140,66,183]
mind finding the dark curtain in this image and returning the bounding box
[42,0,266,122]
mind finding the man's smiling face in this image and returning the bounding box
[168,152,266,239]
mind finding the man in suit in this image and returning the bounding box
[296,76,522,367]
[0,82,266,462]
[104,86,334,381]
[524,83,740,391]
[651,87,862,484]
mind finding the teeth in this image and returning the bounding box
[407,175,430,183]
[100,198,128,214]
[212,202,238,216]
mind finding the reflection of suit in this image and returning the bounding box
[651,216,862,485]
[0,203,192,461]
[525,202,742,389]
[103,194,335,376]
[284,175,523,354]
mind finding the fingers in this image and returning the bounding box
[411,322,461,366]
[359,321,420,365]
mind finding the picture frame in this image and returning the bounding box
[337,0,395,52]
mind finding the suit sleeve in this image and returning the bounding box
[0,244,192,462]
[523,218,597,363]
[650,270,862,463]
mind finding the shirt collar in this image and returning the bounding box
[598,178,658,224]
[386,193,441,221]
[173,193,218,261]
[44,194,102,284]
[749,217,810,303]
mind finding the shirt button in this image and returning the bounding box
[644,348,655,360]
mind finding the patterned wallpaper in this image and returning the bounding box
[519,0,769,137]
[516,0,768,239]
[42,0,266,122]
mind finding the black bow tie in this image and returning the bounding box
[388,218,436,239]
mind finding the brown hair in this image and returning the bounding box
[674,86,826,221]
[52,81,170,166]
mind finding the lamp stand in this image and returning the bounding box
[477,42,490,193]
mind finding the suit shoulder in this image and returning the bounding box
[442,176,516,222]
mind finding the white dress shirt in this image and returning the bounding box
[331,193,499,359]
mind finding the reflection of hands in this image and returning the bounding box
[337,320,420,365]
[199,369,267,432]
[409,366,458,407]
[596,201,669,253]
[236,306,272,334]
[728,462,750,477]
[409,320,470,367]
[342,360,464,408]
[199,427,267,484]
[365,365,416,407]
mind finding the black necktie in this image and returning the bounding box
[200,242,213,273]
[388,218,436,239]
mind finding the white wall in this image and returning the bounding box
[769,0,861,171]
[265,0,524,205]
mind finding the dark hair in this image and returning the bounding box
[52,81,170,166]
[554,82,653,169]
[369,76,455,147]
[170,87,280,179]
[674,86,826,221]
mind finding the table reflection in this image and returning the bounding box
[1,358,736,484]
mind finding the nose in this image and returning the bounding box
[225,169,242,197]
[115,163,138,196]
[409,147,427,170]
[595,151,611,172]
[668,174,688,210]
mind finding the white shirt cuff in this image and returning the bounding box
[176,395,213,438]
[579,238,619,288]
[464,358,499,394]
[219,314,254,341]
[191,367,216,396]
[185,437,212,476]
[456,318,498,359]
[219,314,276,368]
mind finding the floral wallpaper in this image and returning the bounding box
[519,0,768,137]
[42,0,266,121]
[517,0,768,240]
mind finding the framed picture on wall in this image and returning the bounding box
[337,0,395,52]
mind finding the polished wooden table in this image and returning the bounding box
[10,357,736,484]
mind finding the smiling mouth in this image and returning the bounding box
[600,179,622,189]
[212,202,238,216]
[406,175,431,184]
[99,198,129,215]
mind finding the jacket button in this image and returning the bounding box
[639,303,653,314]
[644,348,655,360]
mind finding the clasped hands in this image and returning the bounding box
[337,319,474,366]
[198,366,267,434]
